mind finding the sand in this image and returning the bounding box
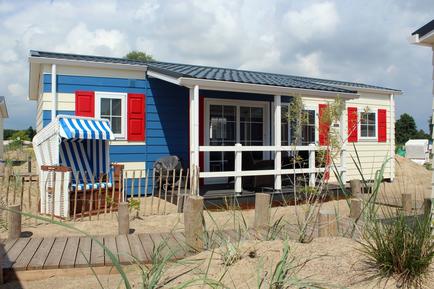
[3,237,433,289]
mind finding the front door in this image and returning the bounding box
[205,99,268,184]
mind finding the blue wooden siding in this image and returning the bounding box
[43,74,147,94]
[146,78,189,171]
[42,110,75,127]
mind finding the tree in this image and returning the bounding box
[395,113,418,145]
[414,129,430,140]
[125,51,154,62]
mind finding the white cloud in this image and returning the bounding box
[55,23,130,56]
[7,83,25,97]
[293,52,322,77]
[282,1,339,42]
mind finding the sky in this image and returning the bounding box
[0,0,433,131]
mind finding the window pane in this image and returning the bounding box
[101,99,110,115]
[368,125,376,137]
[223,106,236,122]
[210,105,222,118]
[361,125,367,137]
[251,123,263,141]
[112,99,121,116]
[240,107,250,122]
[368,113,375,124]
[251,107,263,122]
[240,122,251,142]
[111,117,122,134]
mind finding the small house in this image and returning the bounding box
[28,50,400,198]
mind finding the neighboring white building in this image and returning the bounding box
[0,96,9,160]
[405,139,429,165]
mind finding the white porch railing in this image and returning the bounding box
[198,143,326,193]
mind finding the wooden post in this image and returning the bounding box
[8,204,21,239]
[350,179,362,197]
[27,156,32,173]
[184,195,204,252]
[350,198,363,220]
[318,209,337,237]
[118,202,129,235]
[254,193,270,229]
[401,193,412,213]
[423,197,432,217]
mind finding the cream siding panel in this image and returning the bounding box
[301,91,394,182]
[42,93,75,111]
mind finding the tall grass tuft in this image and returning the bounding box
[359,211,434,288]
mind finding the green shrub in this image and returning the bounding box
[359,210,434,288]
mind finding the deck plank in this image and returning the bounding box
[12,238,43,270]
[127,234,147,263]
[75,237,92,268]
[44,237,67,269]
[27,237,55,270]
[1,239,17,255]
[138,233,155,261]
[59,236,79,269]
[2,238,30,268]
[103,235,118,266]
[116,235,132,265]
[90,236,105,267]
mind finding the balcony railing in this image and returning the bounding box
[198,143,328,193]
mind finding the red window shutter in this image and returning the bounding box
[347,107,358,142]
[75,91,95,117]
[378,109,387,142]
[127,93,146,141]
[319,104,330,145]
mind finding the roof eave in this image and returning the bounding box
[178,77,359,99]
[410,31,434,46]
[0,101,8,118]
[330,84,402,95]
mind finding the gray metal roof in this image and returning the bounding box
[30,50,401,93]
[412,20,434,38]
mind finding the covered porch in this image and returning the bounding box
[181,81,358,195]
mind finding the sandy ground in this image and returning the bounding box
[1,155,428,239]
[2,237,433,289]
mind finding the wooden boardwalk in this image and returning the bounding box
[0,232,193,271]
[0,230,249,273]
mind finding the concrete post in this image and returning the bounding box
[184,195,204,252]
[401,193,412,213]
[350,179,361,197]
[350,198,363,220]
[254,193,271,229]
[318,209,337,237]
[118,202,129,235]
[8,204,21,239]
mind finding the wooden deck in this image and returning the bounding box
[0,232,192,272]
[0,229,251,274]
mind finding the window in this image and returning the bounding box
[360,111,376,138]
[282,106,316,145]
[95,92,126,138]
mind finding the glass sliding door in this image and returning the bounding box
[205,101,267,184]
[208,105,236,183]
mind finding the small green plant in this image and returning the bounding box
[423,162,432,171]
[265,216,286,241]
[359,211,434,288]
[220,240,241,266]
[105,195,113,207]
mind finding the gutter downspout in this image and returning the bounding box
[51,64,57,122]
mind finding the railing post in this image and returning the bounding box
[318,209,337,237]
[308,143,316,187]
[184,195,204,252]
[8,204,21,239]
[274,95,282,191]
[235,143,242,194]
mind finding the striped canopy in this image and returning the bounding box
[58,116,114,140]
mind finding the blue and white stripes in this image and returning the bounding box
[58,116,114,140]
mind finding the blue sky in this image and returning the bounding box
[0,0,433,131]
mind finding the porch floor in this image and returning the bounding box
[198,183,347,210]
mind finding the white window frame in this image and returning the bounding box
[95,92,127,139]
[359,109,377,140]
[282,104,317,145]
